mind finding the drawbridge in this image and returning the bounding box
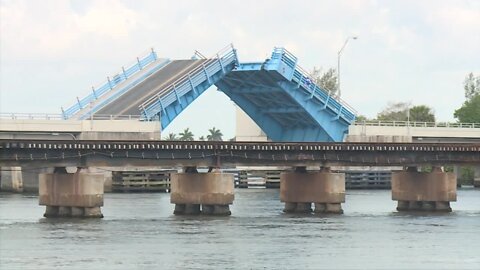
[62,44,356,142]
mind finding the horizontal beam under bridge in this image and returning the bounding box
[1,140,479,167]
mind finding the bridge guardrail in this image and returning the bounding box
[61,49,159,120]
[271,47,357,123]
[139,44,238,120]
[0,113,143,121]
[353,120,480,129]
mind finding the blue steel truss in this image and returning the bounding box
[216,47,356,142]
[63,45,356,142]
[139,44,238,129]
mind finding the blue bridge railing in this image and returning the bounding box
[139,44,238,121]
[271,47,357,123]
[271,47,298,69]
[61,49,158,119]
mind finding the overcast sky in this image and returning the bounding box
[1,0,479,139]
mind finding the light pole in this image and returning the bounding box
[337,36,358,98]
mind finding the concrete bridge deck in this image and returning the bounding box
[349,121,480,143]
[95,60,207,117]
[0,117,160,140]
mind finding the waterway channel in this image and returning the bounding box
[1,188,479,269]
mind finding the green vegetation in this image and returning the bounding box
[463,72,480,100]
[354,115,368,122]
[458,167,474,186]
[409,105,436,122]
[178,128,194,141]
[454,72,480,123]
[207,127,223,141]
[357,73,480,123]
[376,102,435,122]
[164,127,224,141]
[454,95,480,123]
[163,133,178,141]
[311,67,338,94]
[453,73,479,184]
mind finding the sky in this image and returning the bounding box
[0,0,479,139]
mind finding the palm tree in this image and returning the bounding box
[198,136,206,141]
[207,127,223,141]
[163,133,178,141]
[178,128,194,141]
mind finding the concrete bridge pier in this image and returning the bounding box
[280,167,346,214]
[0,167,23,192]
[170,167,234,216]
[392,166,456,212]
[39,167,104,218]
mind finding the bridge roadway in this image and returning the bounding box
[349,121,480,143]
[1,140,479,168]
[94,59,207,117]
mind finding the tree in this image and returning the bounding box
[454,94,480,123]
[354,115,369,122]
[377,102,410,121]
[207,127,223,141]
[377,102,435,122]
[454,73,480,123]
[311,67,338,95]
[163,133,178,141]
[178,128,194,141]
[409,105,435,122]
[464,72,480,100]
[198,136,206,141]
[453,73,479,185]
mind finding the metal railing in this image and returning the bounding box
[61,49,159,119]
[271,47,297,69]
[271,47,357,122]
[139,44,238,120]
[0,113,143,121]
[353,120,480,129]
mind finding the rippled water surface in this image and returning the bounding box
[1,189,479,269]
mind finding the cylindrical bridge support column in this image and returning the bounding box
[170,169,234,216]
[39,167,104,218]
[280,167,345,214]
[392,166,456,212]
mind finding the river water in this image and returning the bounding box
[1,188,479,270]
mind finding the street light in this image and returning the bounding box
[337,36,358,98]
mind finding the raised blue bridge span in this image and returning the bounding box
[62,44,357,142]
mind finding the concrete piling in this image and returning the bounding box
[170,169,234,216]
[39,167,104,218]
[392,166,456,212]
[280,167,345,214]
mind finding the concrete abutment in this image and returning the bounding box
[170,169,234,216]
[280,167,346,214]
[39,167,104,218]
[392,166,456,212]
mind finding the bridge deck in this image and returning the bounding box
[216,47,355,142]
[94,60,207,117]
[71,58,170,120]
[63,46,356,142]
